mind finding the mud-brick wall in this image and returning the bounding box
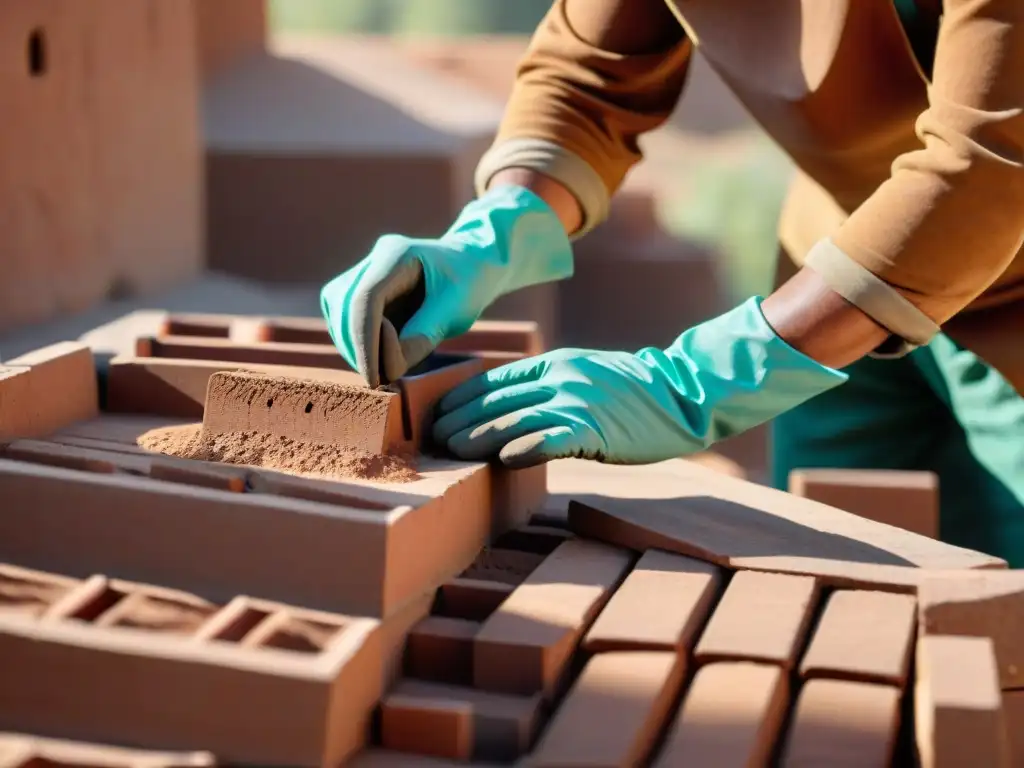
[0,1,202,334]
[194,0,267,78]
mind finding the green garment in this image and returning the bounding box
[771,334,1024,567]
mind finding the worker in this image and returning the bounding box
[321,0,1024,565]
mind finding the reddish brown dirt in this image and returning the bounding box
[136,423,417,483]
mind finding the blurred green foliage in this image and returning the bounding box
[663,137,792,301]
[269,0,553,36]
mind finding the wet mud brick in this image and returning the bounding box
[380,680,542,762]
[530,651,686,768]
[584,549,723,653]
[799,590,917,686]
[0,342,98,441]
[789,468,939,539]
[915,635,1009,768]
[561,458,1004,590]
[654,662,789,767]
[781,679,902,767]
[106,356,364,418]
[0,733,215,768]
[0,590,386,767]
[0,457,491,617]
[202,370,409,454]
[694,571,819,668]
[918,570,1024,689]
[474,539,633,697]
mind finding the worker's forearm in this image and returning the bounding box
[488,167,584,236]
[760,267,892,370]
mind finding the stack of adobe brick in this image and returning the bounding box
[0,309,1020,767]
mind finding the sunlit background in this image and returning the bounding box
[269,0,792,303]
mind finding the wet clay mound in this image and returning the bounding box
[137,423,417,483]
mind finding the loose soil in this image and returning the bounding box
[137,424,417,483]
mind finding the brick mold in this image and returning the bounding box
[1,315,1020,766]
[0,2,201,334]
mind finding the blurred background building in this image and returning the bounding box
[1,0,794,479]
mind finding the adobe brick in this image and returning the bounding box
[380,680,541,762]
[106,355,363,418]
[202,371,409,455]
[695,571,819,668]
[789,468,939,539]
[434,578,515,622]
[781,679,902,767]
[918,570,1024,689]
[3,342,98,440]
[799,590,917,686]
[404,616,478,686]
[474,539,633,697]
[655,662,788,767]
[915,635,1009,768]
[531,651,686,768]
[584,549,723,653]
[137,335,349,370]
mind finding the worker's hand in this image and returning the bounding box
[433,298,849,468]
[320,185,574,388]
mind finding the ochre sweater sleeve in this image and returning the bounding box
[474,0,692,236]
[806,0,1024,348]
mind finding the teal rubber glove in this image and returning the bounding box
[320,185,574,388]
[433,297,849,468]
